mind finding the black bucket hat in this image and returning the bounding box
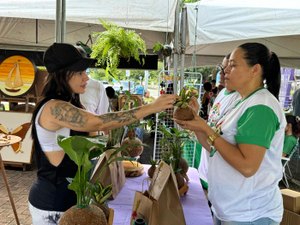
[43,42,96,73]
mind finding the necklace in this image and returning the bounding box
[234,87,264,108]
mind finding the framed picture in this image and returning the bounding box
[0,111,33,164]
[0,55,36,97]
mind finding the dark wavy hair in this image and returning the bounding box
[31,68,84,138]
[238,43,281,99]
[41,68,82,107]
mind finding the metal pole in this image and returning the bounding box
[180,6,187,90]
[55,0,66,43]
[61,0,66,43]
[173,0,181,94]
[55,0,62,43]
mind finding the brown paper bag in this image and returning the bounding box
[90,149,125,199]
[131,191,159,225]
[148,161,186,225]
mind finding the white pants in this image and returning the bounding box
[28,203,64,225]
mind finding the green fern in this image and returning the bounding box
[91,20,147,79]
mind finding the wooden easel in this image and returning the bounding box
[0,135,21,225]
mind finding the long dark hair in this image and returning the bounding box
[31,69,84,138]
[238,43,281,99]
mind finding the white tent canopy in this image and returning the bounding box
[185,0,300,68]
[0,0,177,51]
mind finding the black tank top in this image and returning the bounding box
[29,98,88,211]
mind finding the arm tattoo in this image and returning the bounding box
[99,108,138,124]
[50,102,87,127]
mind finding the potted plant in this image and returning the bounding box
[147,158,158,178]
[91,20,147,79]
[153,42,173,60]
[158,125,190,195]
[173,86,199,121]
[57,135,123,225]
[119,91,144,158]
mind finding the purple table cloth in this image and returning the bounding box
[108,164,213,225]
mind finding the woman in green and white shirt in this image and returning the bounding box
[175,43,285,225]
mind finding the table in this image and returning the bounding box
[0,134,21,225]
[108,164,213,225]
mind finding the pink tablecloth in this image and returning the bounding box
[108,164,213,225]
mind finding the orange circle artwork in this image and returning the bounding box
[0,55,36,97]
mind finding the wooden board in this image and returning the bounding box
[0,111,33,164]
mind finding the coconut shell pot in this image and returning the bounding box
[121,129,144,157]
[173,107,194,121]
[59,205,107,225]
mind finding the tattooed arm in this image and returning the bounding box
[40,95,176,132]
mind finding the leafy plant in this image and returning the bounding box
[57,135,106,208]
[91,20,147,79]
[57,135,127,208]
[153,42,172,59]
[173,86,199,121]
[158,125,189,172]
[174,86,199,108]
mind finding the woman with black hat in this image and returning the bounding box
[28,43,176,225]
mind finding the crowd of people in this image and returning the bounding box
[26,41,300,225]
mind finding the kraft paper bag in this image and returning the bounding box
[90,149,125,199]
[131,191,159,225]
[132,161,186,225]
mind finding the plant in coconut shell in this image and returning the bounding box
[57,135,126,225]
[158,125,190,189]
[173,86,199,121]
[120,91,144,158]
[147,158,158,178]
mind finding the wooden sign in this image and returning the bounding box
[0,112,33,164]
[0,55,36,97]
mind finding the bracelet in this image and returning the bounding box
[207,132,220,146]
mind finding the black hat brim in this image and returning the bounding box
[66,58,96,72]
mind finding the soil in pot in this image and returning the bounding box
[59,204,107,225]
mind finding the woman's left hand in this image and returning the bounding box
[189,96,200,113]
[174,107,207,132]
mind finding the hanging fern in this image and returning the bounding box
[91,20,147,78]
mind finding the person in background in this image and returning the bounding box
[200,81,212,120]
[176,43,285,225]
[28,42,177,225]
[211,79,218,94]
[80,76,109,115]
[105,86,119,112]
[292,88,300,117]
[282,115,300,157]
[135,83,145,95]
[198,53,241,192]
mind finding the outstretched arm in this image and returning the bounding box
[40,94,177,133]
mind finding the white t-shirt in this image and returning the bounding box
[208,88,285,222]
[198,89,240,182]
[80,78,109,115]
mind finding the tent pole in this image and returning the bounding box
[55,0,66,43]
[180,6,187,90]
[173,0,181,94]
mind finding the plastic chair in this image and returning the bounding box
[282,139,299,188]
